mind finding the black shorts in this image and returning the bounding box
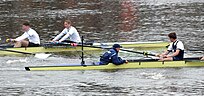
[28,42,40,47]
[173,56,183,61]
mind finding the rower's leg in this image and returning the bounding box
[14,40,29,47]
[163,57,173,61]
[159,57,173,61]
[20,40,29,47]
[14,41,22,47]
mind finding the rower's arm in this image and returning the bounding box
[52,31,66,41]
[59,29,74,42]
[15,32,29,41]
[156,50,169,57]
[168,49,180,57]
[111,55,126,65]
[59,32,71,42]
[163,50,170,55]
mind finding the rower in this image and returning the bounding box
[7,22,40,47]
[98,44,128,65]
[156,32,184,61]
[52,20,81,43]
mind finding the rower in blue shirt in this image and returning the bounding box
[99,44,128,65]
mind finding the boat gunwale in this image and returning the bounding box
[25,60,204,69]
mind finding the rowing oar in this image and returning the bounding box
[128,56,203,62]
[0,47,33,54]
[44,42,156,56]
[188,49,204,51]
[120,49,156,56]
[70,44,157,56]
[0,47,51,59]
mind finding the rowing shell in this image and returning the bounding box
[0,41,168,56]
[25,60,204,71]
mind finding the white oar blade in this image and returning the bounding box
[34,53,51,59]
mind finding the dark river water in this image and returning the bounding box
[0,0,204,95]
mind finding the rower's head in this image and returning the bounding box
[64,20,72,28]
[113,44,122,52]
[168,32,177,42]
[22,22,30,31]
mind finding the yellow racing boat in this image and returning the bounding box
[25,59,204,71]
[0,41,168,56]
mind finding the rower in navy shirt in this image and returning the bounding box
[99,44,128,65]
[156,32,184,61]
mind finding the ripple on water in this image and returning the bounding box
[0,0,204,95]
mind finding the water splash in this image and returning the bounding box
[6,58,28,64]
[140,72,165,80]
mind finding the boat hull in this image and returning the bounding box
[25,61,204,71]
[0,41,168,56]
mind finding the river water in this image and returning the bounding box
[0,0,204,95]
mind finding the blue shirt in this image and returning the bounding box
[99,49,126,65]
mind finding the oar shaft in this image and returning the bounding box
[128,57,203,62]
[184,57,203,60]
[0,48,33,55]
[120,49,156,56]
[43,42,157,56]
[77,45,156,56]
[43,42,93,47]
[188,49,204,51]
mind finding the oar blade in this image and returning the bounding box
[34,53,52,59]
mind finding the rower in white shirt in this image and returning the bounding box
[52,20,81,43]
[156,32,184,61]
[8,22,40,47]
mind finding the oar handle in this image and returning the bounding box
[6,39,11,42]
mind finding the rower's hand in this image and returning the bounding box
[156,54,163,57]
[51,40,56,42]
[163,55,168,58]
[48,40,53,43]
[50,40,60,44]
[155,54,160,57]
[51,40,60,43]
[125,60,128,64]
[156,54,167,58]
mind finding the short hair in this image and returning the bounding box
[23,22,30,26]
[64,20,72,24]
[168,32,177,39]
